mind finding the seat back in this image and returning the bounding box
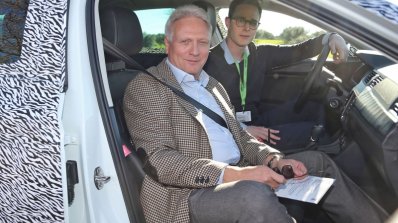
[100,6,146,223]
[99,3,217,222]
[193,0,217,35]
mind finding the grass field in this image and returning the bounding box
[254,39,285,45]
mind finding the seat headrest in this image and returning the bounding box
[100,7,143,56]
[193,1,217,35]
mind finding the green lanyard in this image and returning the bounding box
[234,52,249,110]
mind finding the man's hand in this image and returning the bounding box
[328,34,349,64]
[223,165,286,189]
[274,158,308,180]
[246,126,281,144]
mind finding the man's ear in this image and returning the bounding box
[225,17,231,29]
[164,38,169,54]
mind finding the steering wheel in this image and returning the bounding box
[294,43,331,113]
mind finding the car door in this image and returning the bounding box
[0,0,130,222]
[64,0,130,222]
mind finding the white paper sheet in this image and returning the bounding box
[275,176,335,204]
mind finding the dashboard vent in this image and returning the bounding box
[368,75,384,88]
[364,71,384,88]
[392,101,398,116]
[364,71,377,84]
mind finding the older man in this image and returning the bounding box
[123,4,387,223]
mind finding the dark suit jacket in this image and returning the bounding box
[204,36,324,121]
[123,59,280,223]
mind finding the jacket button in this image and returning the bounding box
[200,176,205,183]
[205,177,209,183]
[195,177,200,183]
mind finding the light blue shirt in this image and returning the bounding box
[166,59,241,182]
[220,39,250,65]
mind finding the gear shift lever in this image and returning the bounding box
[310,124,324,142]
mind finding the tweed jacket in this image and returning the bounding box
[123,59,281,223]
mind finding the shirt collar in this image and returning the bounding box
[166,58,209,87]
[220,39,250,65]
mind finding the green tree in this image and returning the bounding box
[255,29,274,39]
[279,27,309,44]
[155,33,164,44]
[309,30,326,39]
[143,33,156,48]
[142,33,165,49]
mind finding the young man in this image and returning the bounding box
[123,4,387,223]
[204,0,349,150]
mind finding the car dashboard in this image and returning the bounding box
[347,57,398,136]
[339,50,398,209]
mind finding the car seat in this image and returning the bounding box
[99,2,218,222]
[100,6,147,223]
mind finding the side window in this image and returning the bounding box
[218,8,325,45]
[0,0,29,64]
[135,8,174,53]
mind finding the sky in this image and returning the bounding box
[135,9,171,35]
[136,1,398,36]
[136,7,324,36]
[218,9,323,36]
[136,8,323,36]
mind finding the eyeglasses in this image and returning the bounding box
[231,16,260,30]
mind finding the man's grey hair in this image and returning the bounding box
[165,5,212,41]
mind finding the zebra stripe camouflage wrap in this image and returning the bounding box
[0,0,67,222]
[350,0,398,24]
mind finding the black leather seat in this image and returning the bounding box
[193,0,217,35]
[100,6,147,223]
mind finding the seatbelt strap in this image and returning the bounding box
[103,38,228,129]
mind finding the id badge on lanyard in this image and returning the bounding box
[236,111,251,122]
[234,53,251,122]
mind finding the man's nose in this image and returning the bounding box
[190,42,200,55]
[243,21,251,31]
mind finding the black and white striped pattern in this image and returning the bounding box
[0,0,67,222]
[350,0,398,24]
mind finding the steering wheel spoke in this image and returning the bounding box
[294,44,331,113]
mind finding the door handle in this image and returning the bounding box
[94,166,111,190]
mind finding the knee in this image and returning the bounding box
[233,181,294,222]
[233,181,278,211]
[300,151,338,177]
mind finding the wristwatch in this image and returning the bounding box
[267,153,283,169]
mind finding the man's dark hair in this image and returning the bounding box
[228,0,262,18]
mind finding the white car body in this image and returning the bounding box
[0,0,397,222]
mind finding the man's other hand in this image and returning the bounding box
[329,34,349,64]
[246,126,281,144]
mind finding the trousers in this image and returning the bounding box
[188,151,388,223]
[254,100,325,151]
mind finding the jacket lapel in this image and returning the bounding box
[154,60,203,124]
[154,60,240,142]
